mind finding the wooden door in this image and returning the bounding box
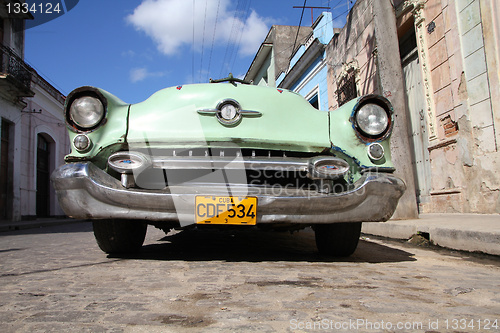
[0,120,10,219]
[36,134,50,217]
[402,51,432,208]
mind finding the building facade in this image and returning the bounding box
[0,1,68,221]
[247,0,500,216]
[332,0,500,214]
[277,12,338,111]
[244,25,313,87]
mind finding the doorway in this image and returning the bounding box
[0,119,13,220]
[400,28,432,210]
[36,134,51,217]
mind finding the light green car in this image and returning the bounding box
[51,76,405,257]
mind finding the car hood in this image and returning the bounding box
[126,83,331,153]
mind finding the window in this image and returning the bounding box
[305,86,320,110]
[308,94,319,109]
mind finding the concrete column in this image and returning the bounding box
[372,0,419,219]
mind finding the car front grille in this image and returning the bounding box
[108,148,349,193]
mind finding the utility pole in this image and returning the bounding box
[293,6,330,25]
[372,0,419,219]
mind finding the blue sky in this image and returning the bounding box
[25,0,353,104]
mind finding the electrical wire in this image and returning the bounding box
[291,0,307,58]
[23,58,68,96]
[192,0,196,83]
[219,0,243,77]
[251,5,350,83]
[206,0,221,82]
[230,0,251,71]
[199,0,209,83]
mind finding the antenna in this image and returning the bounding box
[293,6,331,25]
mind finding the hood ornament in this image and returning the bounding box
[197,99,261,126]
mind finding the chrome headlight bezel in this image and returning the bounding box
[73,134,91,152]
[351,95,394,142]
[65,87,107,132]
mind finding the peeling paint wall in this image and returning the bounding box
[421,0,500,213]
[327,0,500,214]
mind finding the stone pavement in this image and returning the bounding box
[1,223,499,332]
[1,214,499,256]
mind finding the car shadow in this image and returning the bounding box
[109,228,416,263]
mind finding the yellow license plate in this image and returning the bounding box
[195,196,257,225]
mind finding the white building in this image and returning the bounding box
[0,1,68,221]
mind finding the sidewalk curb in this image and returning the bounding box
[0,219,89,232]
[362,214,500,256]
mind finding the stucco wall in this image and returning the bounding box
[0,82,68,221]
[326,0,500,214]
[326,0,379,111]
[420,0,499,213]
[21,84,69,218]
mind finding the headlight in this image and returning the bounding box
[355,103,389,136]
[69,96,105,129]
[73,134,91,151]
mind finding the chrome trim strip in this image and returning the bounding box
[197,109,218,115]
[107,152,350,177]
[239,110,262,116]
[149,156,309,171]
[197,109,262,117]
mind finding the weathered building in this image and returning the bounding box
[276,12,339,111]
[329,0,500,214]
[247,0,500,215]
[244,25,312,87]
[0,1,68,221]
[20,73,69,219]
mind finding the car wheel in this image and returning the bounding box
[92,219,147,254]
[314,222,362,257]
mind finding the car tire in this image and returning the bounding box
[314,222,362,257]
[92,219,147,254]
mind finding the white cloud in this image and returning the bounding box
[127,0,270,57]
[121,50,136,58]
[237,10,270,56]
[130,67,166,83]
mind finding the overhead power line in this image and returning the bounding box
[219,0,245,78]
[291,0,307,58]
[199,0,208,83]
[192,0,196,83]
[206,0,221,82]
[230,0,252,72]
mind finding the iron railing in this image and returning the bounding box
[0,43,33,92]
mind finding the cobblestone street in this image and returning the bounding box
[0,222,499,332]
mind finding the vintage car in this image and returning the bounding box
[51,75,405,257]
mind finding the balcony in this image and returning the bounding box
[0,43,34,100]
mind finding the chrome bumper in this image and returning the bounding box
[51,162,406,225]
